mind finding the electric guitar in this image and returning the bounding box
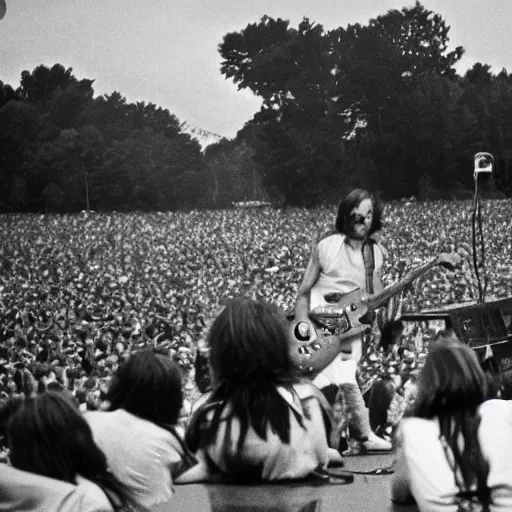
[287,252,462,376]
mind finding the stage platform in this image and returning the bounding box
[154,453,418,512]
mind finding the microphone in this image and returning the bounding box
[474,152,493,175]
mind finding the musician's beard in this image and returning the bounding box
[348,223,370,241]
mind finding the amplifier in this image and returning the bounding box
[450,298,512,344]
[449,298,512,373]
[402,298,512,372]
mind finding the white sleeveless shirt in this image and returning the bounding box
[310,234,384,386]
[310,233,384,309]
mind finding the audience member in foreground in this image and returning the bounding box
[0,464,106,512]
[178,297,341,484]
[391,340,512,511]
[3,391,142,511]
[86,350,195,508]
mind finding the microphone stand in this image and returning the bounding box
[471,153,498,375]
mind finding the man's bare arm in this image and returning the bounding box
[373,243,386,295]
[294,253,320,321]
[373,268,384,296]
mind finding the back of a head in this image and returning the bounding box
[414,341,490,419]
[207,297,295,387]
[187,298,302,460]
[108,350,183,426]
[6,391,108,484]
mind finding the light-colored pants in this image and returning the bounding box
[313,356,371,440]
[312,358,359,389]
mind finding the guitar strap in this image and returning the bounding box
[363,239,375,295]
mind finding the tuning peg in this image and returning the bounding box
[298,346,311,356]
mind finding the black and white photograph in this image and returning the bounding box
[1,1,512,511]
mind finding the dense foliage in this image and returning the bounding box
[219,2,512,204]
[1,2,512,212]
[0,65,204,212]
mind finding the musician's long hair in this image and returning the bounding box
[5,391,144,511]
[185,298,304,478]
[413,341,491,505]
[335,188,383,236]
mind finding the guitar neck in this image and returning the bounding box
[368,256,440,312]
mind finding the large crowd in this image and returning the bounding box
[0,198,512,510]
[1,199,511,409]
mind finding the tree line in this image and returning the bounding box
[1,1,511,213]
[0,65,209,212]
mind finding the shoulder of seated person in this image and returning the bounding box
[85,408,139,425]
[0,464,76,498]
[400,416,438,437]
[479,399,512,421]
[286,381,323,401]
[86,409,173,438]
[75,476,114,512]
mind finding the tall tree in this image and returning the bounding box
[202,137,266,207]
[0,101,44,210]
[0,80,16,109]
[17,64,79,105]
[328,2,464,196]
[219,3,466,202]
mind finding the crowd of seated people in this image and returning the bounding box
[0,297,512,511]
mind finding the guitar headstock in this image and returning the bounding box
[437,252,462,270]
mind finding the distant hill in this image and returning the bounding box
[180,122,226,150]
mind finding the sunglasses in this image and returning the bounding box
[349,213,371,225]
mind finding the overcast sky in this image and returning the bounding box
[1,1,511,138]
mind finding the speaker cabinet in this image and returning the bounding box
[402,298,512,383]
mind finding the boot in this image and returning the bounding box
[340,383,392,455]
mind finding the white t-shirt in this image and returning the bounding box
[398,399,512,511]
[189,382,331,481]
[86,409,186,508]
[0,465,113,512]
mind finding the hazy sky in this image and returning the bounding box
[1,1,511,138]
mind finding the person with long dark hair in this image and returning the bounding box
[293,188,391,453]
[391,340,512,510]
[86,350,195,508]
[178,297,340,483]
[3,391,143,512]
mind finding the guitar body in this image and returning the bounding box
[286,287,373,376]
[286,252,461,376]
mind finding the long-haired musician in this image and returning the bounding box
[294,188,391,453]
